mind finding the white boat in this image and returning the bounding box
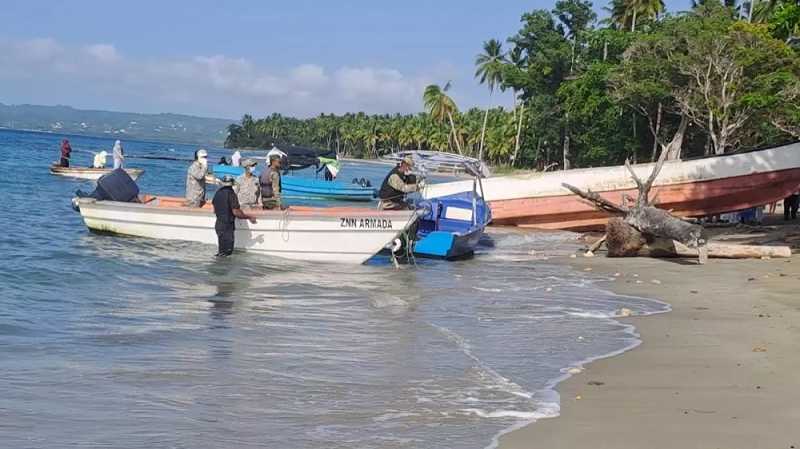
[51,166,145,181]
[71,195,420,264]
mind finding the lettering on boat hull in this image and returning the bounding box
[340,218,393,229]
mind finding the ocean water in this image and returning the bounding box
[0,129,669,448]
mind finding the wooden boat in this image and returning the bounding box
[50,165,145,181]
[70,195,419,264]
[422,141,800,231]
[207,166,376,202]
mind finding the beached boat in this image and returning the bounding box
[71,195,420,264]
[207,165,376,202]
[422,141,800,231]
[50,166,145,181]
[411,191,491,260]
[381,150,492,178]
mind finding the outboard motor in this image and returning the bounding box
[358,177,370,188]
[352,178,360,185]
[75,168,141,203]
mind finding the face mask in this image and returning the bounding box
[198,157,207,166]
[404,169,412,176]
[245,166,253,174]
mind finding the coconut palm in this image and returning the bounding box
[423,82,463,155]
[474,39,507,161]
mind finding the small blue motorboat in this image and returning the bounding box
[209,162,376,202]
[411,191,491,259]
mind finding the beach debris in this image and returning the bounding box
[568,366,583,374]
[753,347,767,352]
[620,308,631,317]
[584,251,595,258]
[574,395,583,401]
[588,381,604,386]
[748,277,757,281]
[529,250,536,256]
[570,253,577,258]
[546,286,553,292]
[614,272,621,277]
[633,274,639,278]
[583,267,593,273]
[779,272,787,277]
[651,279,662,284]
[690,290,698,294]
[760,256,771,260]
[578,336,585,340]
[636,280,644,284]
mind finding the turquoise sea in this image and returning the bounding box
[0,129,668,448]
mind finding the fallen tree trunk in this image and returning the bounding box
[605,218,790,262]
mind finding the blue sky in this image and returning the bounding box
[0,0,690,120]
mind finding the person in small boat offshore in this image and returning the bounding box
[212,175,257,257]
[112,140,124,169]
[234,159,261,209]
[59,139,72,167]
[92,151,109,169]
[259,155,283,210]
[185,149,209,207]
[377,155,424,210]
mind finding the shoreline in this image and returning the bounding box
[497,221,800,449]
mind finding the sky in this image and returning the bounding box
[0,0,690,120]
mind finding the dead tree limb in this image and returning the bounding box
[561,183,629,215]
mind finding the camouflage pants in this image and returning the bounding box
[262,198,279,210]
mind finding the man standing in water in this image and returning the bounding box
[234,159,261,209]
[212,175,257,257]
[260,155,283,210]
[185,149,209,207]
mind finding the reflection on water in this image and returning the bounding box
[0,130,669,448]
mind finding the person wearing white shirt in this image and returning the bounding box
[231,150,242,167]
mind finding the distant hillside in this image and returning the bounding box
[0,104,233,145]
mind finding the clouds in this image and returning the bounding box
[0,37,466,119]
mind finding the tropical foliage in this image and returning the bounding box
[225,0,800,170]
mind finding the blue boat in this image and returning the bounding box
[411,191,491,260]
[209,165,376,202]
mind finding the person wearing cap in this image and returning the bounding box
[185,149,209,207]
[377,155,424,210]
[259,155,283,210]
[234,158,261,209]
[212,174,257,257]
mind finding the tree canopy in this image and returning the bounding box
[225,0,800,170]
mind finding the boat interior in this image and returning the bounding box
[136,195,408,216]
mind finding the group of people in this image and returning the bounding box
[56,139,125,169]
[183,149,285,257]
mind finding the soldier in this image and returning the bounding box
[259,155,283,210]
[377,155,424,210]
[185,149,209,207]
[234,158,261,209]
[212,175,257,257]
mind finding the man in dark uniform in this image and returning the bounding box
[377,156,424,210]
[212,174,257,257]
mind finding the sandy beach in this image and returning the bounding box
[499,219,800,449]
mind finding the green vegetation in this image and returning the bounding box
[226,0,800,170]
[0,104,230,145]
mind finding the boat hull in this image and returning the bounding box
[51,167,145,181]
[413,227,485,259]
[208,167,375,202]
[423,142,800,231]
[74,196,418,264]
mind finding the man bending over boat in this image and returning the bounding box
[234,159,261,209]
[377,156,424,210]
[212,175,257,257]
[185,149,209,207]
[93,151,109,169]
[259,155,282,210]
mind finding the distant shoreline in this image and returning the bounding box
[0,127,225,148]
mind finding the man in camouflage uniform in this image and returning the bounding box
[260,155,283,210]
[185,149,209,207]
[234,158,261,209]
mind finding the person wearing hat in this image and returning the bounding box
[376,155,424,210]
[234,158,261,209]
[259,155,283,210]
[212,174,257,257]
[185,149,210,207]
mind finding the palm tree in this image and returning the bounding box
[607,0,665,31]
[423,82,463,155]
[474,39,507,161]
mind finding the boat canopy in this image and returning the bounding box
[266,144,338,170]
[381,150,491,178]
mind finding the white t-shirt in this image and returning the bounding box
[231,152,241,167]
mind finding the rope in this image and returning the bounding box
[279,207,292,242]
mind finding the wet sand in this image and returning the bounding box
[498,220,800,449]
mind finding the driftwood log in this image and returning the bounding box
[605,218,790,260]
[564,150,790,264]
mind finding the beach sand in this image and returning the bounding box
[498,219,800,449]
